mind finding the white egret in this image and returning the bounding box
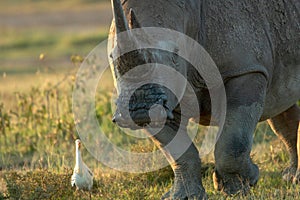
[71,139,93,191]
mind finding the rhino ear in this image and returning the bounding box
[129,8,141,29]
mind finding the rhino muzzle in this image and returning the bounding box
[112,84,175,129]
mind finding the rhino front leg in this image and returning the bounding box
[213,73,267,195]
[148,122,207,200]
[267,104,300,183]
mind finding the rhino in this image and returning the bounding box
[108,0,300,199]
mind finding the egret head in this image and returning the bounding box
[75,139,81,149]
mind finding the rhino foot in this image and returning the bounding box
[282,165,297,182]
[162,178,207,200]
[213,163,259,196]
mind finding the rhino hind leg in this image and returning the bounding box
[148,124,207,200]
[295,121,300,184]
[213,73,267,195]
[267,104,300,183]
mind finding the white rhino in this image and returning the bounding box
[109,0,300,199]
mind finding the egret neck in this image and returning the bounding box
[75,144,82,174]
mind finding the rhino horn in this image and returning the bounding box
[111,0,129,33]
[129,8,141,29]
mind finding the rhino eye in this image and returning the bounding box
[110,53,113,59]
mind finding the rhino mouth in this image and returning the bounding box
[113,84,175,129]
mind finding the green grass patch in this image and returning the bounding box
[2,153,300,199]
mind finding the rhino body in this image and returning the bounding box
[109,0,300,198]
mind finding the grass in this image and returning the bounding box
[0,66,299,199]
[3,162,299,200]
[1,136,300,199]
[1,0,300,199]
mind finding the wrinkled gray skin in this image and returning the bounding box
[109,0,300,199]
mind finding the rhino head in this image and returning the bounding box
[108,0,188,129]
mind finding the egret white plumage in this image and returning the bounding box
[71,139,93,191]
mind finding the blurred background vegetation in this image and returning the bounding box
[0,0,112,107]
[0,0,299,199]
